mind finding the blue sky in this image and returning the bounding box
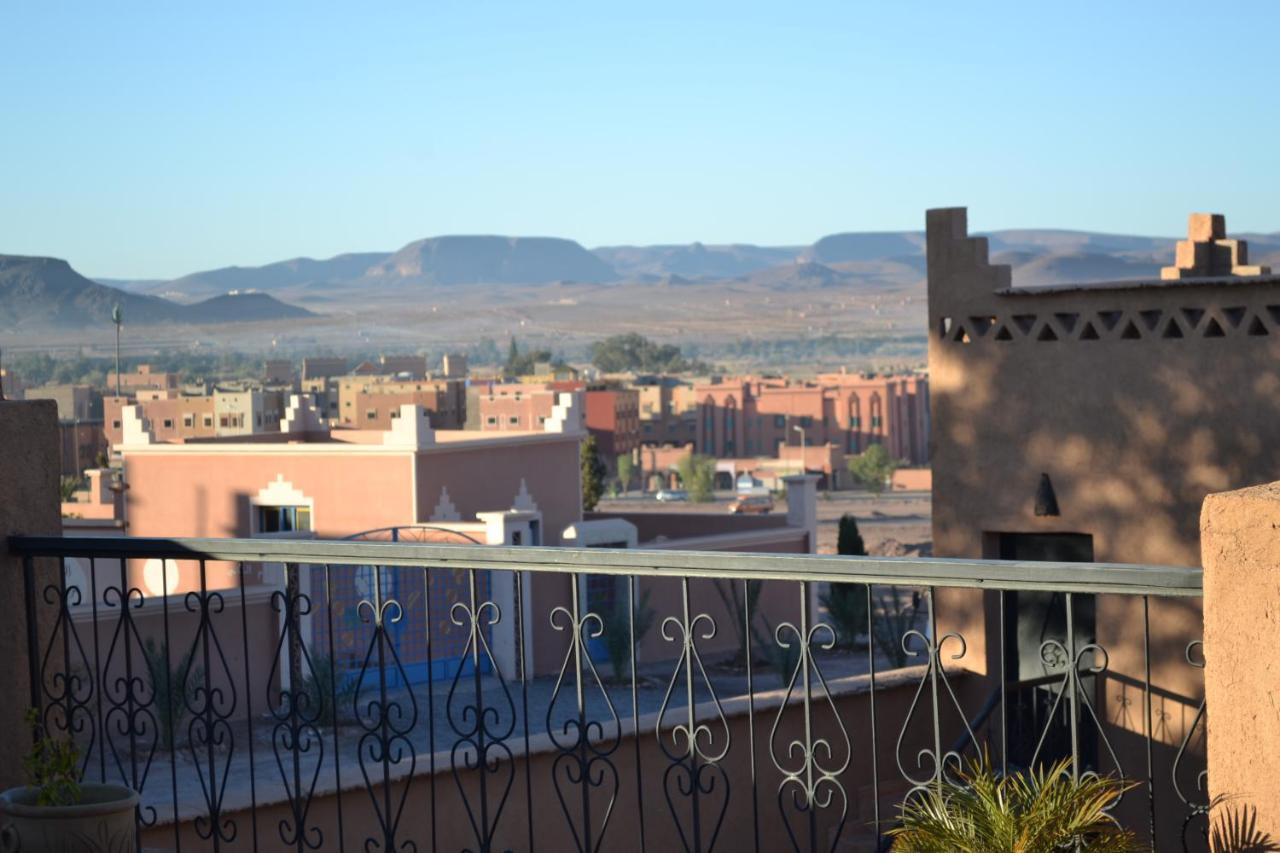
[2,1,1277,279]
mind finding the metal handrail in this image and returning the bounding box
[8,534,1203,596]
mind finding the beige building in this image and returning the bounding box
[336,376,465,430]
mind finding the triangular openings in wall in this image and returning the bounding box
[968,316,995,337]
[1223,306,1247,329]
[1161,317,1184,339]
[1036,324,1059,341]
[1120,320,1142,340]
[1138,309,1163,331]
[1078,322,1100,340]
[953,325,971,344]
[1012,314,1037,335]
[939,317,953,337]
[1053,313,1079,334]
[1248,315,1270,336]
[1181,308,1205,328]
[1267,306,1280,325]
[1203,317,1226,338]
[1097,310,1124,331]
[993,325,1014,342]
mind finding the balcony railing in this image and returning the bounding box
[11,535,1206,852]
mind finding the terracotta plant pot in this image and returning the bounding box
[0,784,138,853]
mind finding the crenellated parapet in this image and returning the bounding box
[1162,213,1271,280]
[926,207,1280,349]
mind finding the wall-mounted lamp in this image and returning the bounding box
[1034,473,1060,517]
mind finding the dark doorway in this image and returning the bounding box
[993,532,1097,772]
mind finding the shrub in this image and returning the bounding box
[599,583,657,683]
[142,637,202,752]
[888,756,1140,852]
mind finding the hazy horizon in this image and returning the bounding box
[4,1,1279,279]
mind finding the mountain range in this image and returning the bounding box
[6,225,1280,333]
[98,227,1280,303]
[0,256,314,330]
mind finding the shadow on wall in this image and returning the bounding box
[1209,800,1279,852]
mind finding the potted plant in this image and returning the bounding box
[0,710,138,852]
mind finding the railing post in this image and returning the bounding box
[1201,482,1280,840]
[0,399,62,789]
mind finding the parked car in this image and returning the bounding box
[655,488,689,502]
[728,494,774,514]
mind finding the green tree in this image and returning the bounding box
[616,454,634,493]
[581,435,607,511]
[820,514,869,648]
[676,453,716,502]
[58,476,83,502]
[847,443,900,493]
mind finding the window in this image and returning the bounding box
[871,415,883,429]
[486,416,498,425]
[850,417,861,429]
[162,418,174,429]
[538,416,547,424]
[774,415,785,428]
[367,410,378,420]
[509,416,520,425]
[203,415,213,428]
[256,505,312,533]
[390,410,400,419]
[183,415,194,428]
[112,420,121,429]
[799,416,813,428]
[219,415,229,427]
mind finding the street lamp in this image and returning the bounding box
[111,304,123,398]
[792,423,806,475]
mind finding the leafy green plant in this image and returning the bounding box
[616,454,634,493]
[888,756,1140,852]
[874,586,923,669]
[599,584,657,683]
[753,612,802,688]
[299,653,358,727]
[676,453,716,502]
[59,476,84,502]
[23,708,81,806]
[821,584,869,649]
[581,435,607,511]
[712,579,762,667]
[142,637,202,751]
[847,443,901,494]
[821,514,870,648]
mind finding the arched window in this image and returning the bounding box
[870,393,883,436]
[723,396,737,456]
[847,393,861,452]
[702,396,717,455]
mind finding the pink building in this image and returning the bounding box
[694,373,929,465]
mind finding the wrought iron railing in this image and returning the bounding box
[10,536,1206,852]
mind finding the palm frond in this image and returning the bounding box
[888,754,1143,853]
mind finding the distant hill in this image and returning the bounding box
[593,242,799,280]
[992,251,1164,287]
[134,252,390,302]
[185,291,315,323]
[368,236,616,285]
[0,255,313,329]
[803,232,925,263]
